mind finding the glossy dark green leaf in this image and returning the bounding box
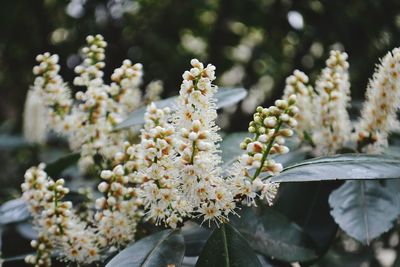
[195,224,262,267]
[214,87,247,109]
[1,224,32,260]
[329,180,400,244]
[181,222,211,256]
[16,221,37,240]
[270,154,400,182]
[385,179,400,207]
[394,253,400,267]
[106,229,185,267]
[273,148,309,168]
[115,87,247,129]
[388,132,400,146]
[0,198,29,225]
[220,132,250,171]
[44,153,80,177]
[231,207,319,262]
[273,181,340,254]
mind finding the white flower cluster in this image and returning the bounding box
[22,165,100,266]
[22,38,400,266]
[29,34,163,172]
[137,60,298,226]
[139,104,188,228]
[22,57,300,266]
[71,35,121,170]
[31,53,72,134]
[283,70,315,140]
[355,48,400,153]
[313,50,352,155]
[172,59,238,224]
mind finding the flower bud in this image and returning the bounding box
[101,170,113,180]
[275,99,288,109]
[263,117,277,128]
[288,94,297,105]
[98,182,109,193]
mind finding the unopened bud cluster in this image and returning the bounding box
[25,235,52,267]
[74,34,106,87]
[228,96,297,206]
[241,96,297,175]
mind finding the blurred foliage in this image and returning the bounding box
[1,0,400,131]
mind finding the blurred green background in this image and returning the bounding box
[1,0,400,197]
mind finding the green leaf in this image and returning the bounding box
[231,207,319,262]
[273,148,309,168]
[195,224,262,267]
[220,132,250,171]
[273,182,340,254]
[214,87,247,109]
[44,153,80,177]
[16,221,37,240]
[0,135,31,150]
[384,146,400,157]
[106,229,185,267]
[115,87,247,129]
[394,253,400,267]
[0,198,29,225]
[329,180,400,244]
[181,222,211,256]
[270,154,400,182]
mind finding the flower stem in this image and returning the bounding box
[190,141,196,164]
[252,121,283,180]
